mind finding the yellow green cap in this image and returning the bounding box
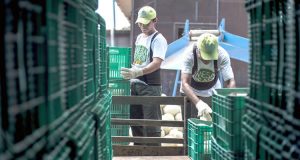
[135,6,156,25]
[197,33,219,60]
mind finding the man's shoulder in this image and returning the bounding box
[218,46,230,59]
[154,33,167,42]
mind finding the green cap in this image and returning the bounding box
[197,33,218,60]
[135,6,156,25]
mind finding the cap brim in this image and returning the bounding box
[200,49,218,60]
[135,18,151,25]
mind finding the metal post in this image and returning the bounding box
[110,0,115,46]
[195,0,199,22]
[216,0,219,28]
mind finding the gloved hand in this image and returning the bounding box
[199,113,212,121]
[120,67,143,79]
[196,100,212,117]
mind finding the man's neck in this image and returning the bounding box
[200,59,211,65]
[144,29,157,36]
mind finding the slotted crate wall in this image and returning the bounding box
[188,118,212,160]
[2,0,48,154]
[243,0,300,159]
[212,88,248,154]
[1,0,111,159]
[108,47,131,143]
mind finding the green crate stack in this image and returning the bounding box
[94,14,101,98]
[211,136,244,160]
[2,0,49,155]
[83,0,98,10]
[65,112,96,160]
[245,0,264,102]
[242,98,264,160]
[108,47,131,144]
[245,0,289,128]
[285,2,300,159]
[109,47,131,80]
[99,93,112,160]
[188,118,212,160]
[82,4,98,105]
[43,138,72,160]
[47,109,83,156]
[86,93,112,160]
[68,112,90,160]
[62,0,84,110]
[109,80,130,115]
[46,0,66,125]
[1,0,109,159]
[243,0,299,159]
[98,16,108,95]
[212,88,248,154]
[9,136,47,160]
[109,81,130,145]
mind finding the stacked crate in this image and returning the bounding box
[1,0,112,159]
[187,118,213,160]
[2,1,48,158]
[97,16,109,96]
[243,0,300,159]
[285,0,300,158]
[211,88,248,160]
[108,47,131,144]
[85,93,112,160]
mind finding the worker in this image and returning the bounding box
[120,6,168,146]
[180,33,236,121]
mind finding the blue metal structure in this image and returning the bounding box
[163,19,249,96]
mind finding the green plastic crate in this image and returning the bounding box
[212,88,248,153]
[111,113,130,145]
[109,80,130,115]
[188,118,212,160]
[109,47,131,80]
[65,112,96,159]
[211,136,244,160]
[44,138,72,160]
[109,80,130,95]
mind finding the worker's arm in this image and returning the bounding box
[224,78,236,88]
[181,73,201,105]
[181,73,212,116]
[121,57,163,79]
[141,57,163,75]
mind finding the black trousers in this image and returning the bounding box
[180,94,212,152]
[130,82,162,146]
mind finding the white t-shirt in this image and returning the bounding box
[132,32,168,68]
[180,46,234,97]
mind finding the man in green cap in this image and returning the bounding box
[180,33,236,120]
[121,6,167,146]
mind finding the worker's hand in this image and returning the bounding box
[120,67,143,79]
[196,100,212,117]
[199,113,212,122]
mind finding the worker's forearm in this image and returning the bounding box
[142,62,160,75]
[141,58,163,75]
[182,83,200,105]
[225,79,236,88]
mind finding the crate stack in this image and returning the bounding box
[243,0,300,159]
[211,88,248,160]
[1,0,112,159]
[187,118,213,160]
[1,1,49,159]
[285,0,300,158]
[108,47,131,144]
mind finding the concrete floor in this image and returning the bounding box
[113,156,190,160]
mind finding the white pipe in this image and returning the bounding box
[189,29,220,36]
